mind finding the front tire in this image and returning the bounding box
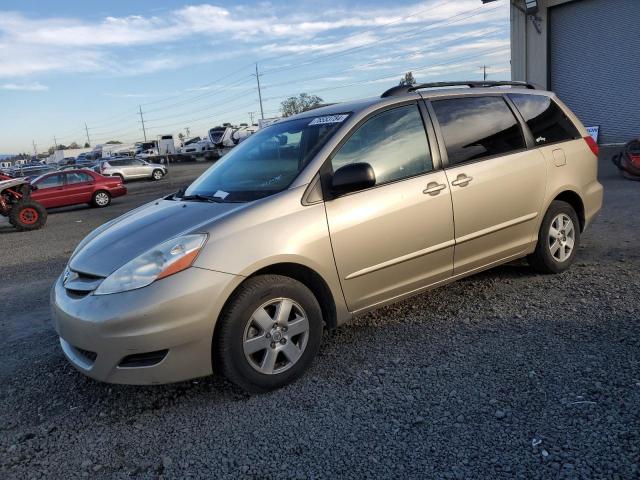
[214,275,323,393]
[152,169,164,181]
[528,200,580,274]
[9,200,47,231]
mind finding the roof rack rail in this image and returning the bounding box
[381,81,537,98]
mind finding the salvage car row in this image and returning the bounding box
[0,157,169,231]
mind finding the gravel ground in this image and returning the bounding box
[1,154,638,479]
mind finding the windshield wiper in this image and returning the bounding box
[181,194,227,203]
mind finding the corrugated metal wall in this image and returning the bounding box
[549,0,640,144]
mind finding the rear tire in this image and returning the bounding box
[214,275,323,393]
[9,200,47,231]
[91,190,111,208]
[528,200,580,274]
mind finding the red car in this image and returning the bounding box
[31,169,127,209]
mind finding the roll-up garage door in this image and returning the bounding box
[549,0,640,144]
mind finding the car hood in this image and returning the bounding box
[69,199,246,277]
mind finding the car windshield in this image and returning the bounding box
[184,114,348,202]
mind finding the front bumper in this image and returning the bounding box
[51,267,239,384]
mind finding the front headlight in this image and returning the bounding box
[94,234,207,295]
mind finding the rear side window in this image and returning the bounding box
[331,104,432,185]
[508,94,580,146]
[432,96,525,165]
[66,172,92,184]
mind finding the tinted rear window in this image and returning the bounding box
[432,96,525,165]
[508,94,580,146]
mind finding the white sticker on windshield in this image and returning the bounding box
[213,190,229,199]
[308,114,349,126]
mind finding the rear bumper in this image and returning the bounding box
[110,186,127,198]
[51,266,239,384]
[583,180,603,230]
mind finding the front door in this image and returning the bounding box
[429,95,547,274]
[32,173,66,208]
[324,103,455,312]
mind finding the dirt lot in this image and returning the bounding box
[0,155,638,479]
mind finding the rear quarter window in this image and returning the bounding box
[508,94,581,146]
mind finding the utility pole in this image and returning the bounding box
[85,122,91,147]
[53,136,58,149]
[253,63,265,120]
[481,65,488,81]
[185,127,191,137]
[32,140,37,157]
[248,112,255,124]
[139,105,147,141]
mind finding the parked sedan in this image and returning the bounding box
[100,157,167,181]
[31,170,126,209]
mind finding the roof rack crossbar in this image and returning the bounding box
[381,81,537,98]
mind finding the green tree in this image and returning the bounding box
[84,142,90,148]
[399,72,417,87]
[280,93,324,117]
[105,140,122,144]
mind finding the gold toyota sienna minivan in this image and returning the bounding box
[51,81,603,392]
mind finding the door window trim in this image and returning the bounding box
[425,93,530,169]
[319,100,442,200]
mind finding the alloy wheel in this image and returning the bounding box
[242,298,309,375]
[548,213,575,262]
[95,192,109,206]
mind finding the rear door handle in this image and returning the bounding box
[451,174,473,187]
[423,182,446,196]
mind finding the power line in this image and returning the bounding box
[260,2,501,77]
[143,88,255,123]
[29,2,507,147]
[139,62,255,108]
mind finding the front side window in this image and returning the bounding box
[35,174,63,188]
[331,104,432,185]
[508,94,580,146]
[432,96,525,165]
[185,115,347,202]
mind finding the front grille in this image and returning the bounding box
[119,349,168,368]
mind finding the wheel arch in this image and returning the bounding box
[215,262,338,336]
[552,190,585,232]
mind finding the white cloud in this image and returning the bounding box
[0,81,48,91]
[0,0,508,78]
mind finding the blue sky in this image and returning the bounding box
[0,0,510,154]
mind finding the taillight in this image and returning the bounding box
[583,136,599,157]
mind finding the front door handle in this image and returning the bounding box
[451,174,473,187]
[423,182,446,196]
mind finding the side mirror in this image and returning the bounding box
[331,162,376,196]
